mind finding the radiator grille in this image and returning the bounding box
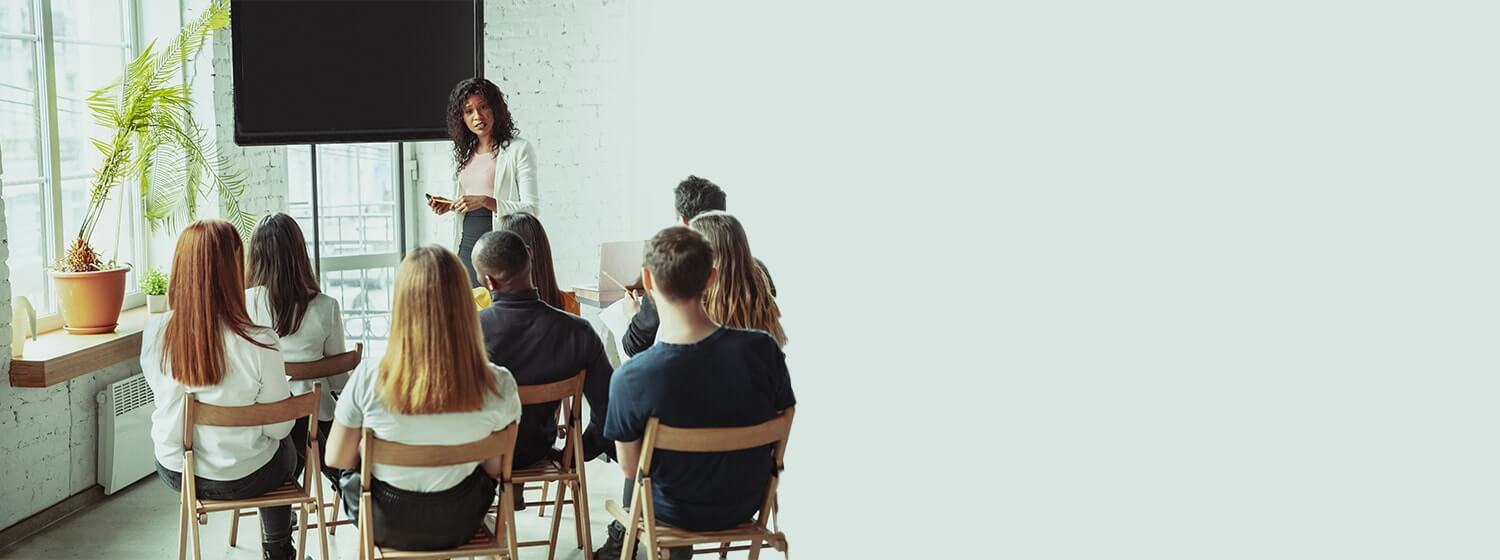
[111,374,154,416]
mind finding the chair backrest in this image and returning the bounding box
[360,423,519,486]
[516,369,585,406]
[647,408,795,456]
[285,343,363,381]
[184,388,321,449]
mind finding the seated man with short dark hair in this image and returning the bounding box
[472,230,614,472]
[593,226,796,560]
[622,175,776,356]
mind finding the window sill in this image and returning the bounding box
[8,306,150,388]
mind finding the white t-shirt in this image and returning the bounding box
[334,363,521,492]
[142,312,295,481]
[246,287,349,421]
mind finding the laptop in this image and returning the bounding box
[573,240,644,306]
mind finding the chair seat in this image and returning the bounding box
[198,481,314,512]
[513,459,576,483]
[376,525,509,559]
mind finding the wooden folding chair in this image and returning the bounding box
[177,387,331,560]
[260,343,365,537]
[605,409,795,560]
[505,370,594,560]
[357,424,520,560]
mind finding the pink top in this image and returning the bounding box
[458,153,497,197]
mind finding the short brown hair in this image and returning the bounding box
[644,226,714,302]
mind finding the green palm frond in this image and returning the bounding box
[66,0,248,271]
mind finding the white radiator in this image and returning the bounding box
[97,374,156,494]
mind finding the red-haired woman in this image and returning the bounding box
[142,220,302,560]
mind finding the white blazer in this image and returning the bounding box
[452,137,539,242]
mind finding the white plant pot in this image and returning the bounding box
[147,294,169,313]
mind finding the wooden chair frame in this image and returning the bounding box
[177,387,331,560]
[357,424,520,560]
[226,343,364,540]
[605,409,794,560]
[285,343,363,537]
[505,370,594,560]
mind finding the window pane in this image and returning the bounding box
[322,267,393,367]
[4,181,50,312]
[61,177,136,286]
[286,145,317,257]
[0,38,42,180]
[54,42,124,175]
[50,0,122,42]
[316,144,398,257]
[0,0,34,35]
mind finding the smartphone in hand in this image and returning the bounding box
[425,193,455,214]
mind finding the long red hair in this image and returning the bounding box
[163,220,273,386]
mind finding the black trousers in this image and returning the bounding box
[457,208,494,288]
[340,466,498,550]
[157,436,301,544]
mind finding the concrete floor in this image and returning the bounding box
[0,457,726,560]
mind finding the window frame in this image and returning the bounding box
[4,0,149,333]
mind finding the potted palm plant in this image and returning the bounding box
[53,1,255,333]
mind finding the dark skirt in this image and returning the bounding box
[457,208,493,288]
[339,466,498,550]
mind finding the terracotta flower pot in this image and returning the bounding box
[50,267,129,334]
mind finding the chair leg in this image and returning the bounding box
[719,541,730,559]
[177,493,189,560]
[537,481,551,517]
[621,485,643,560]
[546,481,567,560]
[189,509,203,560]
[313,500,331,560]
[500,483,520,560]
[330,489,342,535]
[574,480,594,559]
[296,504,309,560]
[228,508,241,547]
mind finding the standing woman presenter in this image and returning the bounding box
[431,77,539,287]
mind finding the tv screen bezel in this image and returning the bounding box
[228,0,484,146]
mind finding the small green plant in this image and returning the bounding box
[140,268,168,296]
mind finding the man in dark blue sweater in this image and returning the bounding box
[594,226,795,560]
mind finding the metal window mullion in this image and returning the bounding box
[37,0,65,297]
[51,37,128,49]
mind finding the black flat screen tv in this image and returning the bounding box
[230,0,482,145]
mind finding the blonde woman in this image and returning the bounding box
[689,211,788,346]
[325,245,521,551]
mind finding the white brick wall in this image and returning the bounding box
[486,0,635,288]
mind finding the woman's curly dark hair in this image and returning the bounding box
[446,77,517,170]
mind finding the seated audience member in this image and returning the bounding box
[689,211,787,346]
[594,227,796,560]
[324,246,522,551]
[498,212,580,314]
[246,213,349,489]
[472,230,615,469]
[143,220,303,560]
[622,175,776,356]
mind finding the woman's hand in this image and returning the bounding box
[452,195,495,213]
[427,196,453,215]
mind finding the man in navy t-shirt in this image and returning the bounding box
[593,226,796,560]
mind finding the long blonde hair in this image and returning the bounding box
[688,211,787,346]
[378,245,499,414]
